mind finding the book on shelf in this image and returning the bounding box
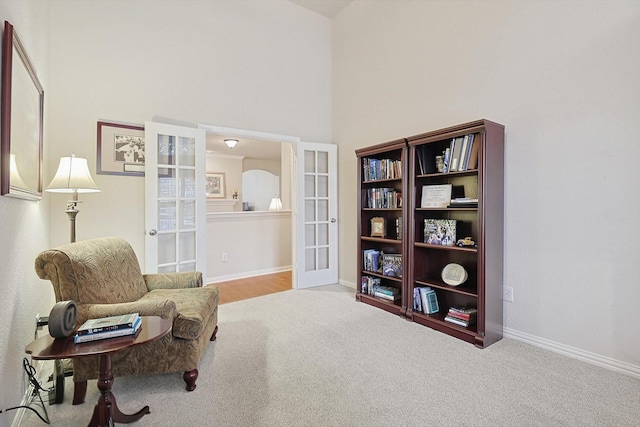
[442,147,451,173]
[442,133,477,173]
[448,197,478,208]
[395,217,402,240]
[419,287,439,314]
[371,284,400,296]
[74,316,142,343]
[414,287,429,313]
[457,135,470,172]
[361,275,382,294]
[444,306,477,327]
[374,291,401,301]
[444,315,472,327]
[424,219,456,246]
[381,253,402,278]
[364,188,402,209]
[467,135,479,170]
[75,312,140,336]
[447,306,478,320]
[460,134,475,170]
[362,157,402,181]
[421,184,452,208]
[363,249,383,273]
[415,145,437,175]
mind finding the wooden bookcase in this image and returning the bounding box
[355,139,409,316]
[355,120,504,348]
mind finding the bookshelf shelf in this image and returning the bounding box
[355,120,504,348]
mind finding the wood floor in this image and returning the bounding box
[213,271,292,304]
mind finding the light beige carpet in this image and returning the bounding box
[18,285,640,426]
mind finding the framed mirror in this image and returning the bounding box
[1,20,44,201]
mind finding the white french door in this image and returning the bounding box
[295,142,338,288]
[144,122,207,279]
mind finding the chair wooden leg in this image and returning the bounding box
[72,380,88,405]
[183,369,198,391]
[210,325,218,341]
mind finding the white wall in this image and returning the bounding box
[207,154,243,210]
[207,211,292,282]
[333,0,640,372]
[0,1,54,424]
[47,0,332,263]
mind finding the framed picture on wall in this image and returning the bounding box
[206,172,225,198]
[1,21,45,201]
[97,121,145,176]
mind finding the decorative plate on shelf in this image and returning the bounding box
[441,263,468,286]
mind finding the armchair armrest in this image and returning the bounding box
[79,299,177,325]
[144,271,203,290]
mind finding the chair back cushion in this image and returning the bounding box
[35,237,148,304]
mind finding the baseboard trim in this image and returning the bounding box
[340,279,640,380]
[206,266,292,284]
[504,327,640,380]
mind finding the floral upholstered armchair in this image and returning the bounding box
[34,237,219,405]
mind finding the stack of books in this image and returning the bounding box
[371,284,400,302]
[74,313,142,344]
[444,306,477,327]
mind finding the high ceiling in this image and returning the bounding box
[288,0,352,18]
[206,1,352,160]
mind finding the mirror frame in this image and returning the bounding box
[1,20,44,201]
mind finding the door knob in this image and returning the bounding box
[148,229,157,236]
[330,218,337,223]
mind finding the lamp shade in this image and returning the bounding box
[268,195,282,211]
[9,154,29,189]
[46,155,100,193]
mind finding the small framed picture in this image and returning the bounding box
[206,172,226,198]
[97,121,145,176]
[371,217,386,238]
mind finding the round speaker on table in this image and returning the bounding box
[48,300,77,338]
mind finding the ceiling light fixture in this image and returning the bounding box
[224,139,238,149]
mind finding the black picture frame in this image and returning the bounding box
[0,20,44,201]
[97,121,145,176]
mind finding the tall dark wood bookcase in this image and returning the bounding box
[355,120,504,348]
[355,139,409,316]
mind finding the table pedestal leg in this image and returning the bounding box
[88,354,150,427]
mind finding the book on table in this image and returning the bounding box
[76,312,140,336]
[74,316,142,344]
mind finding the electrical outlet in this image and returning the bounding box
[222,252,228,262]
[503,286,514,302]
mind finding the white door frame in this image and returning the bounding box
[198,123,304,288]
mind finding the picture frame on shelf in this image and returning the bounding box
[370,217,386,238]
[1,21,44,201]
[421,184,452,208]
[206,172,225,198]
[97,121,145,176]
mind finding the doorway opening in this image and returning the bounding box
[198,123,299,290]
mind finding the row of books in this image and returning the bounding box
[444,306,477,327]
[74,312,142,344]
[363,188,402,209]
[413,287,439,314]
[414,133,478,175]
[444,133,478,173]
[361,277,401,301]
[363,250,403,277]
[362,157,402,182]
